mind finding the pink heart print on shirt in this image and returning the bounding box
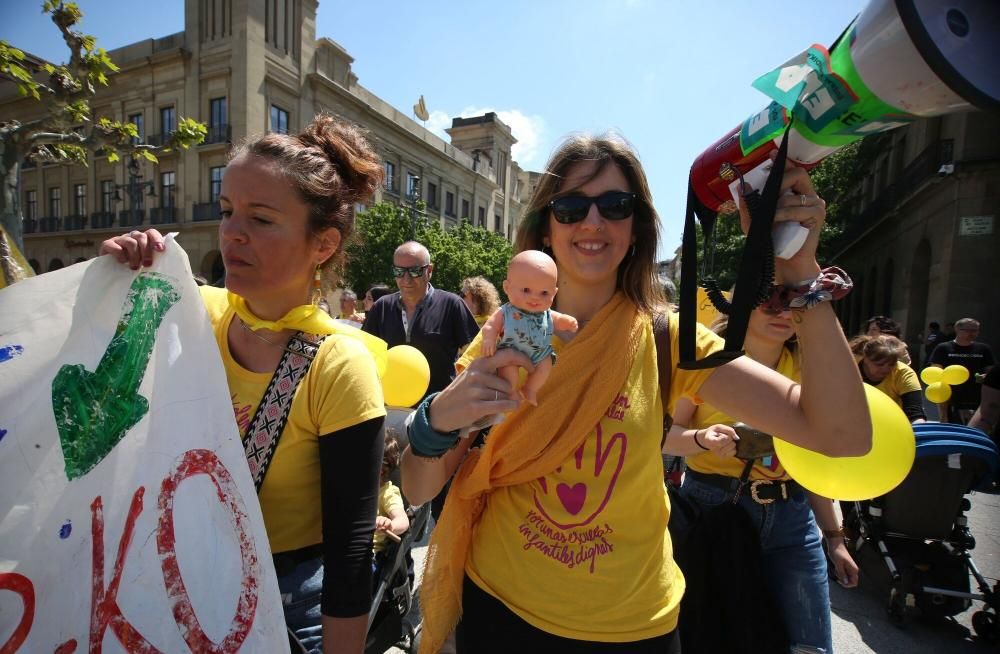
[533,422,627,529]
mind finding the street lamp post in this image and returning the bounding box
[407,175,421,239]
[114,155,156,228]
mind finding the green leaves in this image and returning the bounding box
[344,202,513,299]
[0,41,42,99]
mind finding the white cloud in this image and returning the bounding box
[422,105,547,170]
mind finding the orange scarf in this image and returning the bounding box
[418,292,645,653]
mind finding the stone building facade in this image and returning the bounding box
[830,111,1000,364]
[3,0,527,282]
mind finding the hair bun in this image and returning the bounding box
[299,115,383,204]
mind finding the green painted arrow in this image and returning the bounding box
[52,272,181,480]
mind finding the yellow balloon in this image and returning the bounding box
[924,381,952,404]
[382,345,431,408]
[773,385,915,500]
[920,366,943,385]
[942,364,970,386]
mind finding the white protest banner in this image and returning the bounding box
[0,240,287,652]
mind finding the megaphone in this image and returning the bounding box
[678,0,998,369]
[690,0,999,258]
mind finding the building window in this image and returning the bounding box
[270,104,289,134]
[48,187,62,217]
[210,166,225,202]
[208,97,228,142]
[24,190,37,220]
[161,172,177,208]
[128,112,144,144]
[382,161,396,192]
[495,214,502,232]
[478,206,485,227]
[161,106,176,136]
[427,182,438,209]
[73,184,86,216]
[461,199,470,219]
[101,180,114,212]
[445,191,455,216]
[406,172,420,199]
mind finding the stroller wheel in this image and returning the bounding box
[888,588,907,627]
[972,611,997,642]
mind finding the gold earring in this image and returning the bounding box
[311,265,323,305]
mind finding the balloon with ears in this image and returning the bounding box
[679,0,999,370]
[921,365,971,404]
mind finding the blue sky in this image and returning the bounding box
[1,0,868,255]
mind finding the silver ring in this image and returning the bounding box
[130,230,143,238]
[799,194,807,207]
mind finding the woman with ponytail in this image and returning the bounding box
[100,115,387,653]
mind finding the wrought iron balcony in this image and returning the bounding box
[39,216,61,232]
[23,218,38,234]
[118,210,146,228]
[63,215,87,231]
[204,124,231,145]
[149,206,178,225]
[193,202,219,222]
[90,211,115,229]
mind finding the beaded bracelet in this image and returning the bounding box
[408,392,461,459]
[760,266,853,314]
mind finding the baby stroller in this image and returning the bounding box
[842,422,999,642]
[364,408,432,654]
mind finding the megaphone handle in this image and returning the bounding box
[773,221,810,259]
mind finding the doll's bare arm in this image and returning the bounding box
[480,308,505,357]
[550,310,578,333]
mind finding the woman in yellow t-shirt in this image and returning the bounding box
[850,334,926,422]
[665,307,860,653]
[461,276,501,327]
[101,115,388,654]
[399,134,870,654]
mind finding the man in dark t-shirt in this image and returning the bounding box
[923,321,945,366]
[929,317,995,423]
[362,241,479,402]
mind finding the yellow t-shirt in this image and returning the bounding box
[457,312,722,642]
[685,347,800,481]
[374,481,404,553]
[200,286,386,553]
[873,361,920,407]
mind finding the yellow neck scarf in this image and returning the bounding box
[227,291,340,335]
[225,291,389,377]
[418,292,645,654]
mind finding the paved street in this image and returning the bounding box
[390,485,998,653]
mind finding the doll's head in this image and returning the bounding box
[503,250,558,313]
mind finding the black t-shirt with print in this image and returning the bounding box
[929,341,996,408]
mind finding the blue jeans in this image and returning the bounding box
[278,556,324,654]
[679,475,832,654]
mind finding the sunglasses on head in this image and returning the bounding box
[548,191,637,224]
[392,264,429,278]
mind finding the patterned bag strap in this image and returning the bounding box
[244,332,326,493]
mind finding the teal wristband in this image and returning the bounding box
[408,392,461,458]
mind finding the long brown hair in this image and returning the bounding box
[229,114,383,285]
[515,133,663,313]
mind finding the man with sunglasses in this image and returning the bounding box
[362,240,479,406]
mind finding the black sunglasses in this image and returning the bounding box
[392,264,429,278]
[548,191,637,224]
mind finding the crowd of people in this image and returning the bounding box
[93,112,997,654]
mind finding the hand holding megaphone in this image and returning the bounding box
[736,154,826,268]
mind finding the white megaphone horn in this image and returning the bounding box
[689,0,999,258]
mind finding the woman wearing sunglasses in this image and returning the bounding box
[401,134,869,653]
[99,115,387,654]
[665,303,860,653]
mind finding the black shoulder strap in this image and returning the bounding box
[243,332,326,492]
[653,311,674,443]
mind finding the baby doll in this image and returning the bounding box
[481,250,578,405]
